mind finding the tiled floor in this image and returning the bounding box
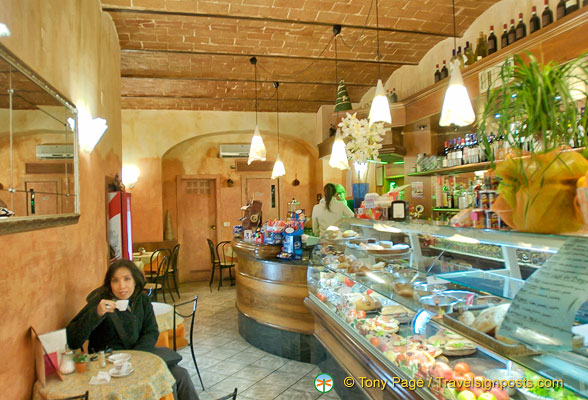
[172,281,341,400]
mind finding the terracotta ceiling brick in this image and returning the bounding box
[102,0,501,111]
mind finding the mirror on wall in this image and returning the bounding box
[0,44,79,234]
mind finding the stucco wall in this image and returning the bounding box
[121,109,319,242]
[0,0,121,398]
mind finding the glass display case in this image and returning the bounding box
[306,218,588,400]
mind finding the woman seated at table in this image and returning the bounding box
[66,259,199,400]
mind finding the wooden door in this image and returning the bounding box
[25,181,58,216]
[244,178,279,221]
[177,176,220,282]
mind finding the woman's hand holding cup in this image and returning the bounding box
[98,299,117,317]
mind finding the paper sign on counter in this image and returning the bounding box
[498,236,588,351]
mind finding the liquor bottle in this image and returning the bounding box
[515,14,526,41]
[442,179,450,208]
[566,0,580,14]
[475,32,488,60]
[30,188,36,215]
[442,140,449,167]
[457,46,465,69]
[501,23,509,48]
[542,0,554,27]
[464,42,476,65]
[508,19,516,44]
[530,6,541,34]
[450,49,457,65]
[440,60,449,79]
[434,64,441,83]
[460,138,466,165]
[390,88,398,103]
[557,0,566,19]
[488,26,497,54]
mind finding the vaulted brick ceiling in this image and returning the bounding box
[102,0,500,112]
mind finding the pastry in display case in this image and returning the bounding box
[306,219,588,400]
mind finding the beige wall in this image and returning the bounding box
[0,0,121,398]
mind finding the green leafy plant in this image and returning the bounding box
[478,52,588,159]
[73,352,88,363]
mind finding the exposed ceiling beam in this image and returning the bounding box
[121,94,328,103]
[103,6,453,38]
[121,75,374,87]
[121,48,415,66]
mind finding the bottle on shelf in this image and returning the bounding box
[542,0,554,26]
[530,6,541,34]
[457,46,466,69]
[442,179,450,208]
[30,188,35,215]
[566,0,580,14]
[442,141,449,168]
[450,49,457,64]
[584,0,588,7]
[464,41,476,65]
[475,31,488,60]
[390,88,398,103]
[515,13,527,40]
[501,23,509,48]
[440,60,449,79]
[487,25,497,54]
[508,19,517,44]
[557,0,566,19]
[434,64,441,83]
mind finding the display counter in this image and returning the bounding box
[232,239,315,361]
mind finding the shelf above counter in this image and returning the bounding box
[408,161,492,177]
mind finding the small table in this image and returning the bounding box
[133,252,155,273]
[32,350,175,400]
[152,302,187,350]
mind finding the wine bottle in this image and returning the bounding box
[566,0,579,14]
[508,19,516,45]
[464,41,476,65]
[501,23,509,48]
[530,6,541,33]
[557,0,566,19]
[30,188,36,215]
[515,13,527,41]
[434,64,441,83]
[390,88,398,103]
[488,26,497,54]
[542,0,554,26]
[440,60,449,79]
[457,46,465,69]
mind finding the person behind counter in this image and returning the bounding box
[312,183,355,237]
[66,259,199,400]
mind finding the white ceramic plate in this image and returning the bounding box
[109,367,134,378]
[107,353,131,363]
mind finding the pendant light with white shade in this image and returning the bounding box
[368,0,392,128]
[248,56,267,164]
[271,82,286,179]
[329,26,350,170]
[439,0,475,127]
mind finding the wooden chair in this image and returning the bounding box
[172,296,204,391]
[167,244,181,299]
[145,254,173,303]
[207,239,220,292]
[59,392,89,400]
[215,241,236,290]
[215,388,238,400]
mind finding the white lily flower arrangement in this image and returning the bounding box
[338,112,386,164]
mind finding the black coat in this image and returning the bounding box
[66,287,159,352]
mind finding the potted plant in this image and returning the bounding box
[478,52,588,233]
[73,352,89,373]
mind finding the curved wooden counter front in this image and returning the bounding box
[232,239,315,361]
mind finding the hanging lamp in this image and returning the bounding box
[248,56,266,164]
[329,26,351,170]
[271,82,286,179]
[439,0,475,127]
[368,0,391,127]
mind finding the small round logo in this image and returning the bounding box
[314,373,334,393]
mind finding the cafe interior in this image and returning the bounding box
[2,0,588,399]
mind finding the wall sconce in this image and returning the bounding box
[78,108,108,153]
[227,178,234,187]
[0,23,10,37]
[122,164,140,189]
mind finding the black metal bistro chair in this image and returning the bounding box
[215,241,236,290]
[215,388,238,400]
[145,253,174,303]
[167,244,181,299]
[59,392,89,400]
[172,296,204,391]
[207,239,220,292]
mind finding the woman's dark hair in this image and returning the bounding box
[103,259,146,298]
[324,183,337,211]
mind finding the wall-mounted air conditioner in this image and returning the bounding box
[36,143,74,159]
[219,143,250,158]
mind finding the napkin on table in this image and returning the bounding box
[89,371,111,385]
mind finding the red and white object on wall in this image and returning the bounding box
[108,191,133,261]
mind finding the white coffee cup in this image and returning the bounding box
[116,300,129,311]
[113,359,126,371]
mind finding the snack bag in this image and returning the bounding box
[492,149,588,233]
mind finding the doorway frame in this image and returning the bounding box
[175,174,222,248]
[240,174,283,220]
